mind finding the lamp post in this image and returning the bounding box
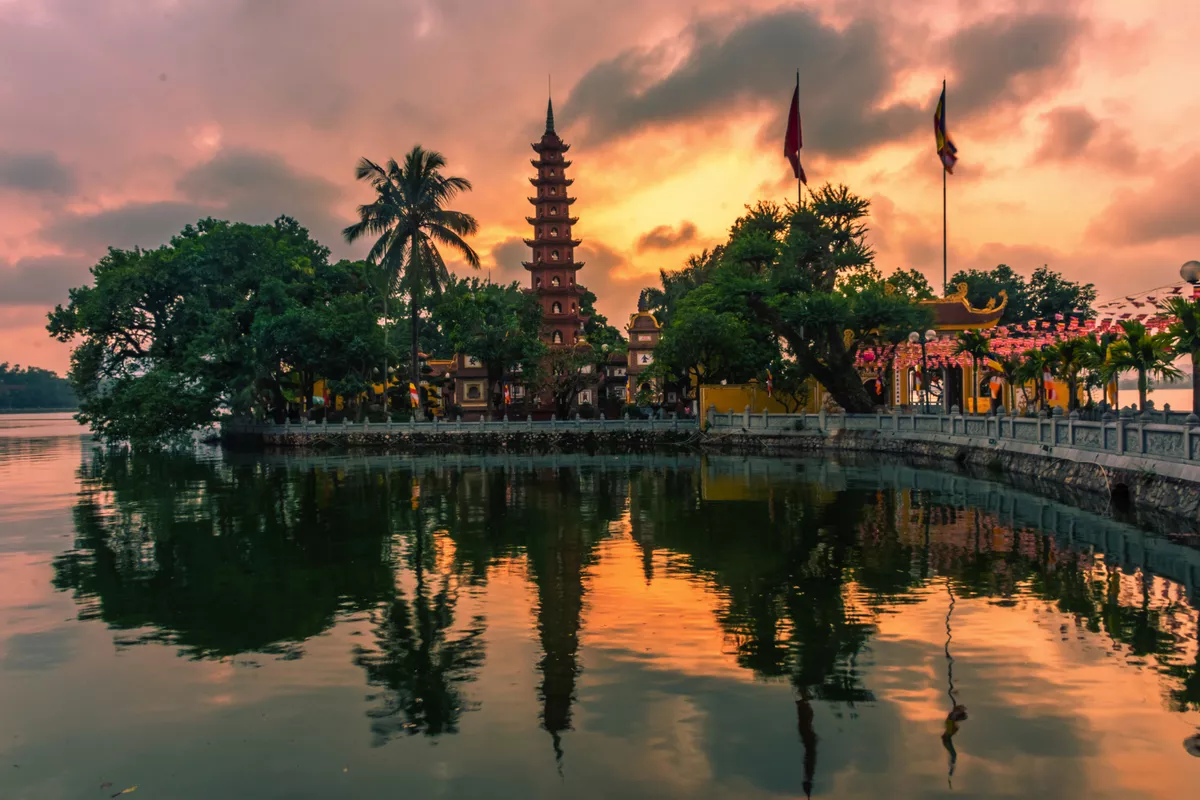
[909,329,939,412]
[1181,261,1200,414]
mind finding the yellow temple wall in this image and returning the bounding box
[698,380,824,426]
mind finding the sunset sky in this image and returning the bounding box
[2,0,1199,374]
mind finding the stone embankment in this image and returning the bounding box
[701,407,1200,521]
[222,418,700,453]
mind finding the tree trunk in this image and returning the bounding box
[1139,369,1148,411]
[1192,352,1199,414]
[972,357,979,414]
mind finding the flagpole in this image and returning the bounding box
[942,78,948,296]
[796,70,803,209]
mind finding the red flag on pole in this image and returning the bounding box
[785,76,807,185]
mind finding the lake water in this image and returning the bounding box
[2,414,1200,798]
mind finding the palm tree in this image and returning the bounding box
[1108,320,1181,411]
[1164,295,1200,413]
[1050,337,1090,412]
[995,356,1021,413]
[1084,331,1120,409]
[1015,348,1051,412]
[344,147,481,391]
[953,331,993,413]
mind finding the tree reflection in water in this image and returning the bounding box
[50,451,1200,777]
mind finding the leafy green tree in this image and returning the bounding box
[434,277,545,416]
[1109,320,1181,410]
[654,281,777,389]
[994,356,1021,413]
[1163,295,1200,413]
[948,264,1095,325]
[768,358,811,413]
[0,363,76,409]
[47,217,382,443]
[733,185,933,412]
[1083,331,1121,408]
[640,247,724,328]
[534,346,596,419]
[952,331,993,413]
[343,147,481,388]
[885,268,936,300]
[579,285,626,363]
[948,264,1033,324]
[1029,265,1097,322]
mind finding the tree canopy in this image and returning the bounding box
[434,277,545,414]
[48,216,387,443]
[0,363,76,410]
[643,187,933,412]
[948,263,1096,325]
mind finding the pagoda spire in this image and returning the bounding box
[545,95,556,135]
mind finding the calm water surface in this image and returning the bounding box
[2,413,1200,798]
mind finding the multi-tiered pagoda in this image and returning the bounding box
[524,98,588,347]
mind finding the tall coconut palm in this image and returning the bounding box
[344,147,481,391]
[1164,295,1200,413]
[1050,337,1090,412]
[952,330,993,413]
[1108,320,1181,411]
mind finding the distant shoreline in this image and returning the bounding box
[0,408,78,414]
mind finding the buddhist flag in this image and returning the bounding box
[934,82,958,173]
[409,382,419,408]
[766,369,774,397]
[504,384,512,405]
[785,74,807,184]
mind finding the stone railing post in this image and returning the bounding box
[818,407,826,434]
[1187,415,1199,460]
[1116,415,1125,454]
[762,409,769,430]
[743,405,751,429]
[363,418,370,433]
[891,408,899,432]
[550,413,557,430]
[1068,410,1077,446]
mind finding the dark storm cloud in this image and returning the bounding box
[565,6,1086,157]
[635,221,698,252]
[948,13,1087,120]
[0,255,93,306]
[1033,106,1139,170]
[43,149,349,254]
[0,150,77,195]
[44,201,214,252]
[1089,154,1200,245]
[488,236,529,285]
[1033,107,1098,161]
[565,7,923,157]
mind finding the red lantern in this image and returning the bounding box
[862,350,876,363]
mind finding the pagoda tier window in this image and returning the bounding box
[551,250,560,261]
[548,168,556,176]
[549,186,557,195]
[551,302,562,314]
[552,330,563,344]
[549,207,558,216]
[551,276,560,286]
[570,302,576,312]
[535,277,542,288]
[550,227,558,237]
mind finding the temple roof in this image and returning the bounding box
[919,282,1007,330]
[528,196,576,205]
[626,311,662,332]
[526,216,578,225]
[524,237,582,248]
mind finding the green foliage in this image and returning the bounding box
[433,277,545,413]
[640,185,931,412]
[580,286,626,359]
[654,278,777,387]
[768,358,811,413]
[1109,320,1181,410]
[535,346,596,419]
[953,330,993,410]
[47,216,385,444]
[948,263,1095,325]
[1049,337,1091,411]
[885,268,936,300]
[343,146,480,386]
[0,363,76,410]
